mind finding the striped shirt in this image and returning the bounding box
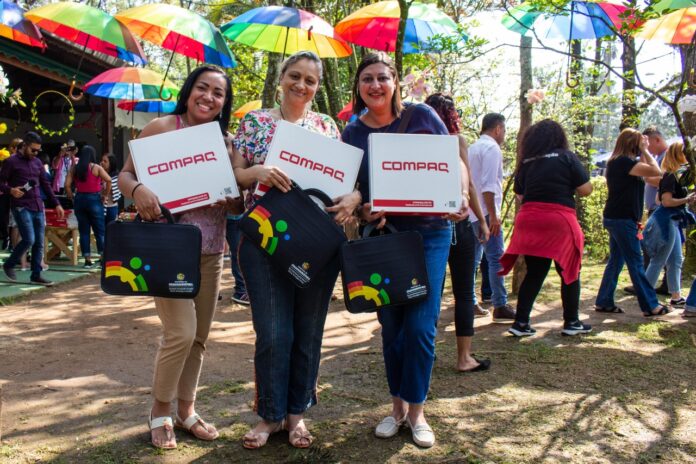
[104,175,121,207]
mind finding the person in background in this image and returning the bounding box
[0,137,21,251]
[119,64,240,450]
[424,92,491,373]
[100,153,121,225]
[500,119,593,337]
[51,139,77,195]
[642,142,695,307]
[468,113,516,323]
[225,211,248,305]
[594,128,670,317]
[0,131,64,286]
[625,126,670,296]
[65,145,111,268]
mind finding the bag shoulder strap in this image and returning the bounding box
[396,104,418,134]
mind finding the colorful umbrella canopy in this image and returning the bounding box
[116,4,236,68]
[637,6,696,43]
[652,0,696,13]
[25,1,145,63]
[334,1,465,54]
[233,99,262,118]
[501,1,626,40]
[337,101,353,121]
[84,68,180,101]
[221,6,351,58]
[0,0,44,49]
[117,99,177,113]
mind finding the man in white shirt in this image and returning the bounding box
[469,113,515,322]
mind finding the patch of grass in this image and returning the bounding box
[79,443,139,464]
[635,322,694,349]
[0,443,19,458]
[284,445,339,464]
[207,379,249,395]
[515,341,558,362]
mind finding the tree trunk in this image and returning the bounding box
[261,53,283,109]
[511,35,533,294]
[395,0,411,76]
[322,58,343,119]
[620,36,638,130]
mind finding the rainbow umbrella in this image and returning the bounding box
[337,101,353,122]
[117,99,177,113]
[636,6,696,43]
[334,1,465,54]
[25,2,145,63]
[501,1,627,40]
[84,68,180,101]
[233,99,262,118]
[0,0,44,49]
[222,6,351,58]
[116,4,236,68]
[651,0,696,13]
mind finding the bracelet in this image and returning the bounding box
[131,183,144,197]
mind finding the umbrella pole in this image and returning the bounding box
[159,35,182,101]
[282,27,289,57]
[69,40,89,101]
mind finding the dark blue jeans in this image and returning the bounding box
[7,207,45,279]
[378,227,450,404]
[596,218,658,314]
[104,205,118,225]
[448,219,476,337]
[239,238,339,422]
[74,193,105,258]
[225,216,246,296]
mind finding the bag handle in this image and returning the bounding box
[135,204,175,224]
[362,221,398,238]
[303,187,334,209]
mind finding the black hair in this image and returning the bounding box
[103,153,119,176]
[517,119,569,171]
[425,93,460,135]
[173,65,232,135]
[75,145,97,182]
[481,113,505,135]
[351,52,402,117]
[23,131,42,145]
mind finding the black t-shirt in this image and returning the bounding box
[514,149,589,208]
[658,171,688,203]
[604,155,644,221]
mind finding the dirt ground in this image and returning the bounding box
[1,261,695,464]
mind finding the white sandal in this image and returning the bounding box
[175,413,219,441]
[148,414,176,449]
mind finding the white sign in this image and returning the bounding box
[129,122,239,214]
[369,133,462,214]
[255,120,363,199]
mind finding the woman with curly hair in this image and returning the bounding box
[500,119,593,336]
[425,93,491,372]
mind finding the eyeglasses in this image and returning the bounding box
[28,147,41,154]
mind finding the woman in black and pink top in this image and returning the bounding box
[65,145,110,268]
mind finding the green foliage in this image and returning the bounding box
[580,176,609,261]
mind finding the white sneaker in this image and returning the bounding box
[374,415,405,438]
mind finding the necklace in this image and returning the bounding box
[279,106,307,127]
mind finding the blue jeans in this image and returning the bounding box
[377,227,450,404]
[472,216,507,307]
[225,216,246,296]
[74,193,105,258]
[104,205,118,225]
[6,207,45,279]
[596,218,658,314]
[239,238,339,422]
[644,216,682,295]
[685,279,696,311]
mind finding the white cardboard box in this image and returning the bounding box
[369,133,461,214]
[129,122,239,214]
[254,120,363,199]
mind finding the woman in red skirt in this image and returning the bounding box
[500,119,593,337]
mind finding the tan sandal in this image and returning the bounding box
[242,420,285,450]
[287,421,314,449]
[175,413,219,441]
[148,414,177,449]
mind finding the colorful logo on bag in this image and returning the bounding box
[105,257,150,291]
[249,206,290,255]
[177,273,185,280]
[347,273,391,306]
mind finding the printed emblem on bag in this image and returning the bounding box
[347,273,391,307]
[169,272,195,294]
[248,206,290,255]
[105,257,150,291]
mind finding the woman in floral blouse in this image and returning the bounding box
[232,50,360,450]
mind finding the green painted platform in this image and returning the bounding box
[0,251,100,304]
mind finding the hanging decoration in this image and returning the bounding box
[30,90,75,137]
